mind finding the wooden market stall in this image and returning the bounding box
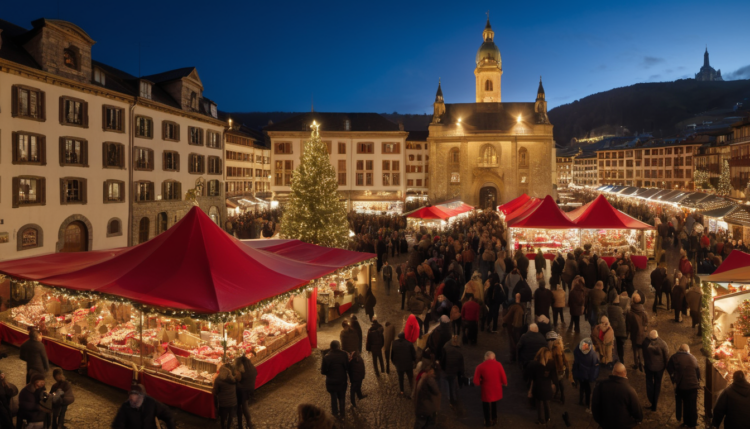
[0,206,375,418]
[508,195,580,259]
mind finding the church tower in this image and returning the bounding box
[474,17,502,102]
[432,79,445,123]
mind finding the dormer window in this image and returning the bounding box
[190,92,198,111]
[139,81,152,99]
[94,68,106,85]
[345,120,351,131]
[63,48,78,70]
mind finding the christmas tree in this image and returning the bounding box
[280,121,349,248]
[735,299,750,337]
[718,159,732,196]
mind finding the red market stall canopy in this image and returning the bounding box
[0,207,375,314]
[704,250,750,283]
[566,200,593,221]
[405,204,473,221]
[508,195,578,229]
[504,198,542,224]
[498,194,530,215]
[243,239,372,267]
[573,195,653,230]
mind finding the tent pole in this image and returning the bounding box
[139,311,144,368]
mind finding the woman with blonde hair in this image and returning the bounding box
[547,332,572,404]
[524,347,556,425]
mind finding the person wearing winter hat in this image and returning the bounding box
[50,368,74,429]
[642,330,669,412]
[112,384,175,429]
[572,338,600,410]
[17,372,47,429]
[297,403,337,429]
[711,370,750,429]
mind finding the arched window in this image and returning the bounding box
[449,148,460,164]
[107,218,122,237]
[17,224,43,251]
[479,144,498,166]
[209,206,220,225]
[156,212,168,235]
[485,80,493,91]
[63,48,78,70]
[138,217,150,244]
[518,147,529,167]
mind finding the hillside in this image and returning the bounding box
[222,111,431,131]
[548,79,750,145]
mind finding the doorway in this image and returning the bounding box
[61,221,88,252]
[479,185,498,210]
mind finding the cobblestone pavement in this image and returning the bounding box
[1,241,709,428]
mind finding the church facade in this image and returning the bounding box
[427,19,555,209]
[695,47,723,82]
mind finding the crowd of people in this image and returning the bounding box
[226,209,281,239]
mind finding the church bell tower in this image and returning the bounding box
[474,16,502,102]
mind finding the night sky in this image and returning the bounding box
[5,0,750,114]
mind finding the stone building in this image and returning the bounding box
[223,121,271,199]
[695,47,723,82]
[555,148,579,187]
[0,17,227,261]
[427,19,555,209]
[266,112,409,214]
[405,131,429,210]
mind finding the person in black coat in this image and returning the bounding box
[517,324,548,370]
[0,371,18,429]
[513,277,533,304]
[19,330,49,383]
[213,364,238,429]
[350,316,363,353]
[321,340,349,418]
[17,373,47,429]
[712,370,750,429]
[517,253,530,280]
[440,336,465,406]
[550,253,564,288]
[364,287,377,322]
[484,274,505,332]
[111,384,176,429]
[666,345,701,429]
[348,351,367,407]
[390,333,416,396]
[234,354,257,428]
[650,266,668,313]
[580,257,599,289]
[366,318,386,377]
[533,280,553,319]
[426,316,452,359]
[340,321,359,354]
[525,348,556,425]
[591,363,643,429]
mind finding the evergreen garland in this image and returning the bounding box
[280,121,349,248]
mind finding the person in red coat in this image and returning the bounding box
[678,250,693,282]
[473,351,508,427]
[461,297,481,345]
[404,314,420,343]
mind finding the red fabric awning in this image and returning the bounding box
[708,250,750,278]
[498,194,530,215]
[504,198,541,224]
[566,201,593,221]
[406,203,472,220]
[0,207,374,313]
[508,195,578,229]
[574,195,653,229]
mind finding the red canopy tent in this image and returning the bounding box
[704,250,750,282]
[0,206,374,313]
[566,200,593,221]
[508,196,578,229]
[573,195,652,229]
[405,203,473,221]
[504,198,541,224]
[498,193,530,215]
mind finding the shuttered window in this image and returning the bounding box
[11,132,46,165]
[59,137,88,167]
[59,177,87,205]
[102,105,124,132]
[162,181,182,201]
[59,96,88,127]
[188,127,204,146]
[188,154,205,174]
[103,142,125,169]
[163,121,180,141]
[135,181,155,202]
[12,176,46,208]
[162,151,180,172]
[208,156,222,174]
[11,85,46,121]
[134,147,154,171]
[103,180,125,203]
[135,116,153,138]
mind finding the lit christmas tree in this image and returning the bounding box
[735,299,750,337]
[718,159,732,196]
[280,121,349,248]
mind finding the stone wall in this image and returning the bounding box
[131,196,226,243]
[23,25,93,84]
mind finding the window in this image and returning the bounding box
[518,147,529,167]
[134,147,154,171]
[407,179,414,186]
[94,68,106,85]
[275,172,283,186]
[338,142,346,154]
[383,160,391,171]
[12,132,46,165]
[207,180,221,196]
[63,48,78,70]
[345,120,351,131]
[59,137,88,166]
[409,154,415,161]
[188,126,203,146]
[156,213,168,235]
[274,142,292,154]
[338,160,346,185]
[12,85,46,121]
[163,151,180,171]
[107,218,122,237]
[104,180,125,203]
[163,121,180,141]
[417,155,422,161]
[208,156,222,174]
[18,225,42,250]
[206,130,221,149]
[416,179,422,186]
[103,142,125,169]
[103,105,124,132]
[139,81,152,99]
[449,148,459,164]
[451,172,460,183]
[188,154,205,174]
[59,97,87,127]
[382,142,400,154]
[138,217,150,243]
[383,173,391,186]
[485,80,493,91]
[392,160,399,171]
[60,177,87,205]
[135,116,153,138]
[480,144,498,166]
[162,180,182,201]
[357,142,374,154]
[12,177,46,207]
[135,181,155,202]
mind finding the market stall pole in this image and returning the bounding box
[0,206,375,419]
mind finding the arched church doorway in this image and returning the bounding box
[479,184,499,210]
[61,221,88,252]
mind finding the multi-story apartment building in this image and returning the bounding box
[597,144,639,187]
[694,130,732,189]
[572,152,598,186]
[265,113,409,214]
[405,131,429,210]
[639,140,699,190]
[727,117,750,197]
[0,18,226,260]
[555,148,578,187]
[224,122,270,199]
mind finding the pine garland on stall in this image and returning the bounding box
[280,121,349,248]
[734,299,750,338]
[701,280,714,355]
[718,160,732,196]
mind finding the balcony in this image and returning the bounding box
[728,158,750,167]
[729,135,750,145]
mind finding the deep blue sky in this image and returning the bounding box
[6,0,750,113]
